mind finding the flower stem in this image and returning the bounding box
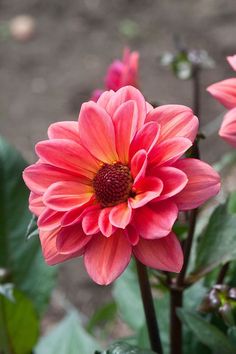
[217,262,230,284]
[170,287,183,354]
[136,259,163,354]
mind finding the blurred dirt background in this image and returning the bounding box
[1,0,236,335]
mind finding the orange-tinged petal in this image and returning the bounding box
[79,101,118,163]
[84,231,132,285]
[173,158,221,210]
[109,202,132,229]
[133,232,183,273]
[43,181,93,211]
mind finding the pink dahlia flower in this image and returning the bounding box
[91,48,139,102]
[23,86,220,285]
[207,55,236,147]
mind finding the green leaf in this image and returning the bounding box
[228,192,236,214]
[228,326,236,346]
[26,214,38,240]
[113,262,144,331]
[0,136,57,314]
[178,309,236,354]
[191,203,236,280]
[98,341,156,354]
[35,311,99,354]
[0,288,39,354]
[87,301,117,333]
[0,283,14,301]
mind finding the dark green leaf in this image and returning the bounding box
[87,301,117,333]
[228,192,236,214]
[98,341,156,354]
[35,311,99,354]
[26,214,38,239]
[228,326,236,346]
[178,309,236,354]
[0,288,39,354]
[191,203,236,280]
[0,136,57,314]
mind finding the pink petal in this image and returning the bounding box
[78,101,118,163]
[150,166,188,200]
[106,86,146,129]
[130,177,163,209]
[97,90,115,110]
[133,232,183,273]
[113,100,138,163]
[36,139,100,179]
[109,202,132,228]
[39,228,82,265]
[227,55,236,71]
[98,207,116,237]
[126,224,139,245]
[130,149,147,183]
[29,192,45,216]
[129,121,160,159]
[149,137,192,167]
[38,208,64,231]
[146,104,199,143]
[48,121,80,142]
[84,230,132,285]
[61,203,96,226]
[207,78,236,109]
[219,108,236,148]
[82,207,100,235]
[43,181,93,211]
[173,158,221,210]
[23,163,89,195]
[56,224,91,254]
[133,201,178,239]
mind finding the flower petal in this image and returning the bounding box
[149,137,192,167]
[150,166,188,201]
[48,121,80,142]
[29,192,44,216]
[56,224,91,254]
[133,232,183,273]
[130,149,147,183]
[23,163,89,195]
[61,203,96,226]
[36,139,99,179]
[126,224,139,245]
[43,181,93,211]
[98,207,116,237]
[38,208,64,231]
[39,228,82,265]
[78,101,118,163]
[113,100,138,163]
[146,104,198,143]
[82,207,100,235]
[133,201,178,239]
[109,202,132,228]
[97,90,115,110]
[106,86,146,129]
[130,177,163,209]
[207,78,236,109]
[173,158,221,210]
[219,108,236,148]
[129,121,160,159]
[84,230,132,285]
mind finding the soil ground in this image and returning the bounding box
[1,0,236,335]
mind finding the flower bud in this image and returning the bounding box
[228,288,236,301]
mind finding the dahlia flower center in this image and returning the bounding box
[93,162,133,207]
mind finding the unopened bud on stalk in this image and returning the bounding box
[219,303,235,327]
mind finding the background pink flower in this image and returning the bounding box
[23,86,220,285]
[207,55,236,147]
[91,48,139,102]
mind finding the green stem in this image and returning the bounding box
[0,296,13,354]
[136,260,163,354]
